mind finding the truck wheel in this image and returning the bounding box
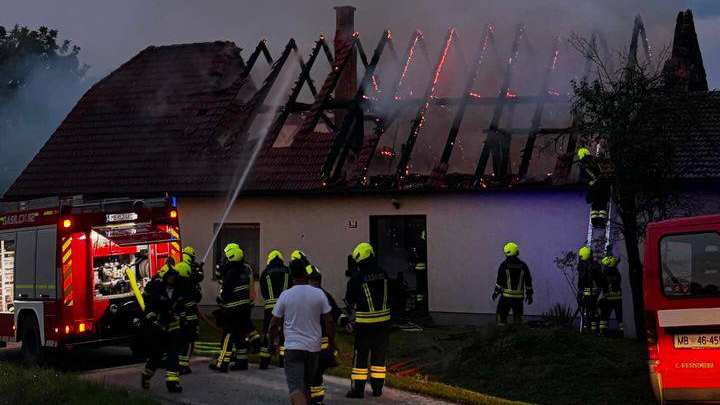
[21,317,43,366]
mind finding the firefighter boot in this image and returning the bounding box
[346,368,367,398]
[230,349,248,371]
[247,330,262,354]
[370,365,386,397]
[259,347,271,370]
[310,385,326,404]
[165,371,183,393]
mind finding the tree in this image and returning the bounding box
[569,37,700,338]
[0,25,88,194]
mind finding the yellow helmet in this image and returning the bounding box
[601,256,618,267]
[578,246,592,261]
[306,264,320,276]
[267,250,284,265]
[291,250,307,262]
[577,147,591,160]
[182,246,196,258]
[175,262,192,278]
[503,242,519,257]
[224,243,244,262]
[352,242,375,263]
[158,263,177,278]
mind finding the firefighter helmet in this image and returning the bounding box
[306,264,321,277]
[224,244,244,262]
[577,147,591,160]
[503,242,519,257]
[182,246,196,258]
[291,250,307,262]
[601,256,618,267]
[158,264,177,278]
[578,246,592,261]
[353,242,375,263]
[267,250,284,265]
[175,262,192,278]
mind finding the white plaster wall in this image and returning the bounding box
[178,190,593,318]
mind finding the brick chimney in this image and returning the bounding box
[334,6,357,127]
[662,9,708,92]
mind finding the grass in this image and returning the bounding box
[0,363,158,405]
[195,314,655,405]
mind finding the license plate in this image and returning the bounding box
[674,334,720,349]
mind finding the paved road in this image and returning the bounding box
[84,357,455,405]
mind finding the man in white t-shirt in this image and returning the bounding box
[269,257,336,405]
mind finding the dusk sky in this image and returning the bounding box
[3,0,720,87]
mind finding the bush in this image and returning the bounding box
[542,303,576,327]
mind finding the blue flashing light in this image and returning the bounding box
[170,196,177,207]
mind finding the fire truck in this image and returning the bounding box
[0,196,181,365]
[644,214,720,403]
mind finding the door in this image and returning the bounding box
[14,230,36,300]
[35,228,57,299]
[0,232,16,312]
[370,215,427,313]
[213,224,261,277]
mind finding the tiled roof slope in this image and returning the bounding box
[3,41,253,200]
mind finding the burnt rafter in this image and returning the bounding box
[396,27,457,179]
[259,36,335,153]
[628,14,653,68]
[475,24,525,181]
[431,24,494,183]
[243,39,274,78]
[323,31,391,181]
[518,35,562,177]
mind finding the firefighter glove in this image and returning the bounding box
[492,291,499,301]
[526,294,533,305]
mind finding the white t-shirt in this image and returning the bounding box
[272,284,331,352]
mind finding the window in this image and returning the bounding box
[661,232,720,297]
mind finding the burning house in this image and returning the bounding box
[3,7,720,334]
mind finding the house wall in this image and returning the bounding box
[178,190,623,323]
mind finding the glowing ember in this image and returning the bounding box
[505,90,517,98]
[397,31,421,96]
[469,92,482,98]
[378,146,396,157]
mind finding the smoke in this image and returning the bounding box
[0,51,90,195]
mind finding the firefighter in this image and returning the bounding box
[599,255,623,336]
[141,262,184,393]
[175,261,201,375]
[307,264,346,405]
[577,246,601,333]
[210,244,255,372]
[492,242,533,325]
[409,230,428,313]
[258,250,292,369]
[578,147,612,229]
[345,242,391,399]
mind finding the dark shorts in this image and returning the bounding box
[284,349,320,393]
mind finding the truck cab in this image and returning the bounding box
[644,215,720,403]
[0,196,181,364]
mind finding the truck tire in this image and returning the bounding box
[21,316,43,366]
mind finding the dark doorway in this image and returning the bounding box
[370,215,427,313]
[213,224,260,277]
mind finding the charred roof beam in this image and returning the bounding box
[243,39,274,78]
[323,31,391,181]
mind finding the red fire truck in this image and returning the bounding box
[644,214,720,403]
[0,196,181,365]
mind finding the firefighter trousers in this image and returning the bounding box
[260,308,284,369]
[143,323,182,383]
[215,307,253,370]
[310,362,327,404]
[587,181,611,228]
[581,295,599,333]
[179,319,199,370]
[599,298,623,335]
[350,322,390,396]
[496,296,524,325]
[415,269,428,313]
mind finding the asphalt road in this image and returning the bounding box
[84,357,455,405]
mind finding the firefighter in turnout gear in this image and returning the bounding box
[577,246,601,333]
[210,244,256,372]
[409,230,428,313]
[259,250,292,369]
[345,242,391,399]
[141,262,184,393]
[492,242,533,325]
[599,255,623,335]
[175,258,202,375]
[307,264,346,405]
[578,147,612,229]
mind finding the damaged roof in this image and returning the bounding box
[4,12,719,201]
